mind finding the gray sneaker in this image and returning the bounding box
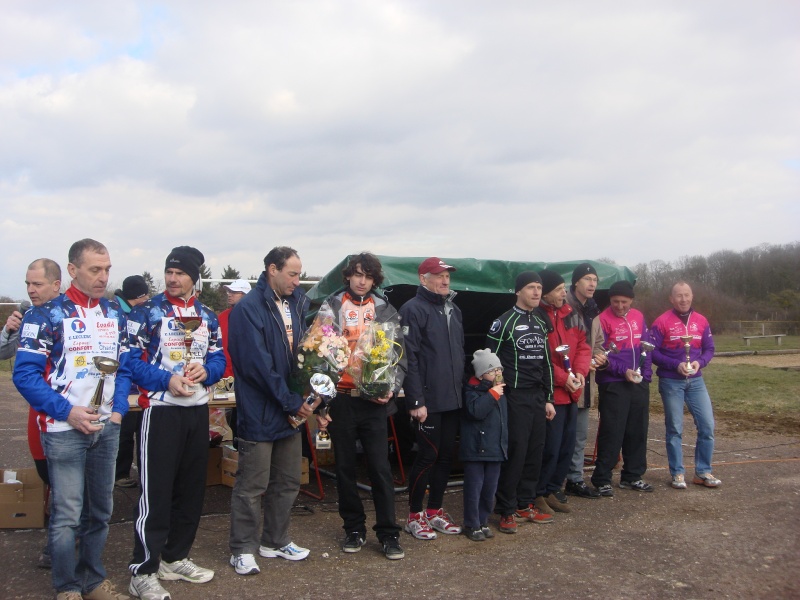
[382,537,405,560]
[157,558,214,583]
[129,574,171,600]
[619,479,654,492]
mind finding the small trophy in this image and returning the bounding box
[90,356,120,424]
[555,344,581,388]
[632,341,655,383]
[175,316,202,392]
[288,373,336,431]
[679,335,696,375]
[592,342,619,368]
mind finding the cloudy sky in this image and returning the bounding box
[1,0,798,299]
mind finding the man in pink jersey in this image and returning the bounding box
[650,282,720,490]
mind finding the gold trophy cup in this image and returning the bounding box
[679,335,696,375]
[90,356,120,424]
[175,317,202,392]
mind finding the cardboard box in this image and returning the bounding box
[221,445,238,488]
[218,447,309,487]
[206,447,222,486]
[0,468,45,529]
[300,457,309,485]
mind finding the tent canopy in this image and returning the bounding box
[307,256,636,355]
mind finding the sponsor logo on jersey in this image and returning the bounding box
[169,350,183,361]
[167,319,180,331]
[71,320,87,333]
[515,332,545,352]
[21,323,39,339]
[74,355,87,367]
[127,321,141,336]
[515,325,529,331]
[489,319,501,334]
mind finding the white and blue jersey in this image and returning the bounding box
[13,284,132,433]
[127,292,225,408]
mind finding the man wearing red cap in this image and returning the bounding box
[398,257,465,540]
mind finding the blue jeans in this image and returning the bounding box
[658,376,715,476]
[42,422,120,594]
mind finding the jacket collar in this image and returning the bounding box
[66,284,99,308]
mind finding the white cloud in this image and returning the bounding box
[0,0,797,300]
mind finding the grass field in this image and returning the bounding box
[712,333,800,352]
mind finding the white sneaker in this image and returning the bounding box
[230,553,260,575]
[427,508,463,534]
[404,511,437,540]
[671,474,687,489]
[157,558,214,583]
[258,542,310,561]
[129,574,171,600]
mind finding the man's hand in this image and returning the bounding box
[184,362,208,384]
[624,369,640,383]
[316,413,332,430]
[678,360,700,376]
[168,374,196,397]
[575,373,586,387]
[369,391,393,405]
[565,375,581,393]
[409,406,428,423]
[590,352,607,372]
[109,411,124,425]
[296,399,315,419]
[67,406,104,434]
[4,311,23,334]
[545,402,556,421]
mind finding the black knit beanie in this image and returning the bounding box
[165,246,204,283]
[571,262,598,286]
[515,271,542,293]
[538,269,565,296]
[608,280,635,299]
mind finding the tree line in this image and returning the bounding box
[630,242,800,331]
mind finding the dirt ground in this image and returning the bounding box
[0,368,798,600]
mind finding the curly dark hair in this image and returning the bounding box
[342,252,384,288]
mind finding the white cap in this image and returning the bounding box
[224,279,251,294]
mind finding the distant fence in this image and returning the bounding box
[716,321,799,335]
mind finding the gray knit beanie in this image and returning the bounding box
[472,348,502,377]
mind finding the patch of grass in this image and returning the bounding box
[712,333,800,353]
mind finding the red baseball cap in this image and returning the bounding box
[418,257,456,275]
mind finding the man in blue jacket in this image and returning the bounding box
[228,246,313,576]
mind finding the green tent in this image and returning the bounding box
[307,256,636,353]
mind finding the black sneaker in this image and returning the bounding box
[382,537,405,560]
[480,525,495,539]
[342,532,366,553]
[596,484,614,497]
[565,480,601,499]
[552,490,569,504]
[619,479,654,492]
[463,527,486,542]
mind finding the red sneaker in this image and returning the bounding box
[515,504,554,524]
[499,514,517,534]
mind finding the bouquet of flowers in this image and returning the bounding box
[346,321,403,401]
[291,304,350,394]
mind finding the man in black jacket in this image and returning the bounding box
[316,253,407,559]
[399,257,465,540]
[487,271,555,533]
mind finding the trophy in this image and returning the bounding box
[555,344,581,388]
[632,341,655,383]
[288,372,336,435]
[679,335,696,375]
[175,316,203,392]
[592,342,619,368]
[90,356,120,424]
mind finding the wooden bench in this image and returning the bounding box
[742,334,787,347]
